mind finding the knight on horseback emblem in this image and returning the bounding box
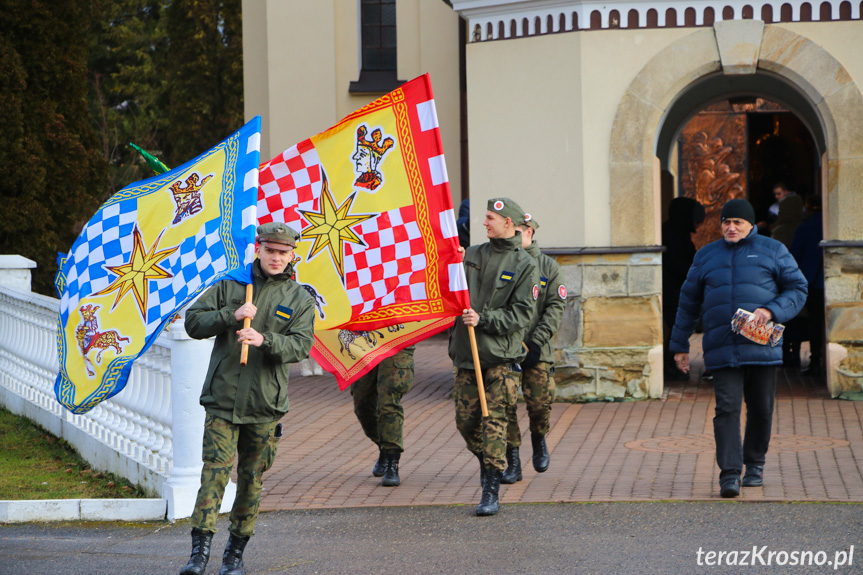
[75,304,130,376]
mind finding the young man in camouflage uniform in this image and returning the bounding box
[502,214,566,484]
[178,222,315,575]
[351,345,415,486]
[450,198,539,516]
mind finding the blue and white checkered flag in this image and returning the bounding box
[54,117,261,414]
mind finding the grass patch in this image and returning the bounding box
[0,406,147,500]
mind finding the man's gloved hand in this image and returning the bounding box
[521,341,541,370]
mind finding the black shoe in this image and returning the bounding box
[701,370,714,381]
[531,433,550,473]
[742,465,763,487]
[372,448,386,477]
[476,468,502,516]
[179,528,213,575]
[719,475,741,498]
[220,533,250,575]
[501,447,522,484]
[381,451,401,487]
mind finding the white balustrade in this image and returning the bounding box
[0,269,232,519]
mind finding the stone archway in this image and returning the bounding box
[609,21,863,397]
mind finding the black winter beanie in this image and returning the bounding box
[720,199,756,225]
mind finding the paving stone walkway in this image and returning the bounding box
[259,333,863,512]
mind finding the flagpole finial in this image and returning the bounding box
[130,142,170,175]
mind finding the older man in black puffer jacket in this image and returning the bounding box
[670,198,808,498]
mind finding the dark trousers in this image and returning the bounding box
[712,366,777,477]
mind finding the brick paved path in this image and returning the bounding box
[259,333,863,512]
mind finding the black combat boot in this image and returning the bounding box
[501,446,522,484]
[381,451,401,486]
[220,533,250,575]
[531,433,550,472]
[476,467,502,516]
[475,452,486,488]
[179,528,213,575]
[372,447,386,477]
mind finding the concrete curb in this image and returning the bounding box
[0,498,167,523]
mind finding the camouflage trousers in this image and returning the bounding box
[191,414,280,538]
[454,364,519,472]
[506,362,556,447]
[351,348,415,453]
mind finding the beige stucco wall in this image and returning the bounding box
[465,33,585,244]
[778,22,863,96]
[242,0,269,152]
[243,0,338,162]
[243,0,463,203]
[466,28,693,247]
[466,21,863,249]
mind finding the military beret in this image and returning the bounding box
[520,212,539,231]
[257,222,299,247]
[487,197,525,224]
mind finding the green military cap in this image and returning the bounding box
[487,197,525,223]
[520,212,539,231]
[257,222,299,247]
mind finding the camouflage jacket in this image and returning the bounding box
[185,259,315,424]
[449,233,539,370]
[524,241,566,364]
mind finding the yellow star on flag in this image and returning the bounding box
[299,173,375,280]
[93,225,178,317]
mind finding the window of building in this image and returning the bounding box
[350,0,404,93]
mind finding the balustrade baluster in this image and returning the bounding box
[21,308,37,390]
[154,343,173,473]
[149,352,167,457]
[103,398,123,450]
[112,385,133,456]
[140,353,160,467]
[125,363,147,463]
[90,404,110,441]
[39,311,57,384]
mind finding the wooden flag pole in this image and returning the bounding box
[240,283,253,366]
[467,325,489,418]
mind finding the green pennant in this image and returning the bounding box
[129,143,170,175]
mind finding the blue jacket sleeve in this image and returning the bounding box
[762,243,808,324]
[669,253,705,354]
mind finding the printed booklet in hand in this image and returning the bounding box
[730,308,784,347]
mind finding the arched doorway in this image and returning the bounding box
[655,72,825,249]
[656,80,824,378]
[609,22,863,397]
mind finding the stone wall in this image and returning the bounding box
[824,245,863,399]
[550,249,663,401]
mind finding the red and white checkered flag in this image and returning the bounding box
[256,75,468,388]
